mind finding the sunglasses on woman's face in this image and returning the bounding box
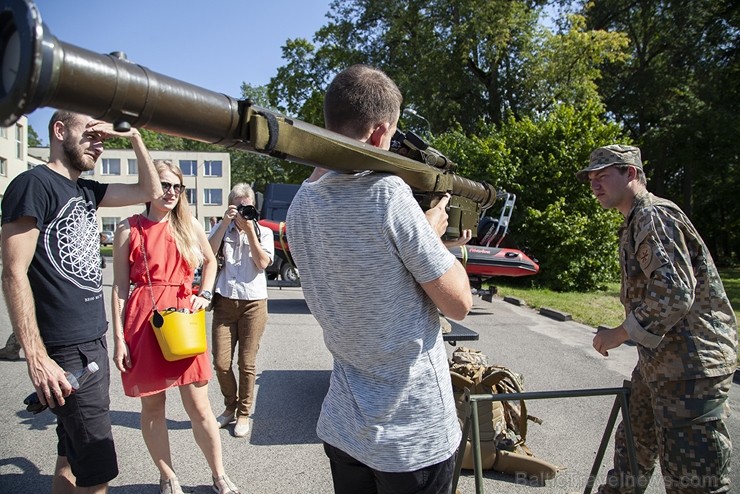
[161,182,185,195]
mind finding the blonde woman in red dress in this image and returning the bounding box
[111,160,241,494]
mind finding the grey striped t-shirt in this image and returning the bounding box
[286,171,461,472]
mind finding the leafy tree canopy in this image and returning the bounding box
[267,1,628,133]
[27,125,43,147]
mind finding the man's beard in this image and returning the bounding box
[62,135,96,172]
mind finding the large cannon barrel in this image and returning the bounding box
[0,0,497,211]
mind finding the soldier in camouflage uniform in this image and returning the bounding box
[577,145,738,493]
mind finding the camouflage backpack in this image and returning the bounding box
[449,347,555,478]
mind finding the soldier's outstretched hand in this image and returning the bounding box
[592,326,629,357]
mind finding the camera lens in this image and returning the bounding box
[237,205,259,220]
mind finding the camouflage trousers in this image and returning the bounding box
[598,367,732,494]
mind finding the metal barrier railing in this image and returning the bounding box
[451,385,640,494]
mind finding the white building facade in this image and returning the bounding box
[0,116,45,205]
[27,146,231,232]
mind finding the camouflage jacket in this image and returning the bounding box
[620,191,737,382]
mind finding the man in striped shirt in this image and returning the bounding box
[287,64,472,494]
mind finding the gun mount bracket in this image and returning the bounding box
[113,119,131,132]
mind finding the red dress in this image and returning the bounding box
[121,214,211,397]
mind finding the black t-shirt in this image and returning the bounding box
[1,166,109,346]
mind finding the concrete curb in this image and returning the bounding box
[539,306,572,321]
[503,296,524,306]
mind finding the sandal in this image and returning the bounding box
[212,474,240,494]
[159,477,184,494]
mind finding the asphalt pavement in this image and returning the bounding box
[0,262,738,493]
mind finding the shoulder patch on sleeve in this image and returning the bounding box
[637,237,667,277]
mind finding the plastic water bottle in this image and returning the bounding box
[23,361,99,413]
[65,362,99,390]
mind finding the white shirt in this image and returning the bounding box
[209,221,274,301]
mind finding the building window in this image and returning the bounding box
[0,157,6,176]
[179,159,197,176]
[101,217,120,232]
[185,188,196,205]
[127,158,138,175]
[0,127,7,138]
[204,188,222,205]
[205,216,221,232]
[15,124,23,158]
[81,169,94,176]
[101,158,121,175]
[204,160,222,177]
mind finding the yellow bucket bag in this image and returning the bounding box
[137,215,207,362]
[150,309,207,361]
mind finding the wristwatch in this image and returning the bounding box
[200,290,212,301]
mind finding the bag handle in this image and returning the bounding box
[136,216,164,328]
[480,368,531,444]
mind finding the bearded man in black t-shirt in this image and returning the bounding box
[1,111,162,492]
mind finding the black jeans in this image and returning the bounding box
[323,442,456,494]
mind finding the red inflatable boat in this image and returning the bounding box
[448,245,539,278]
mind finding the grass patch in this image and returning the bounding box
[491,281,623,328]
[718,267,739,321]
[492,267,739,330]
[101,246,113,257]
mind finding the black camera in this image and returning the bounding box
[237,204,259,220]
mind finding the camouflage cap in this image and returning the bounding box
[576,144,642,183]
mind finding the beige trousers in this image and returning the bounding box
[211,296,268,417]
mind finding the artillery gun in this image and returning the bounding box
[0,0,496,240]
[0,0,538,286]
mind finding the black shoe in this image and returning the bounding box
[0,346,21,361]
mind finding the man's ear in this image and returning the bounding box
[368,122,391,148]
[51,120,66,143]
[628,165,638,180]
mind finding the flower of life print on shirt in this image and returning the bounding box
[44,196,103,292]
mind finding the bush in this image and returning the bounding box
[436,102,625,291]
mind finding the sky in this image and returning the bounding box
[27,0,334,144]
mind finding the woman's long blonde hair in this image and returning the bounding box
[152,160,203,269]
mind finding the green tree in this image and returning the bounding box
[267,1,627,132]
[268,0,547,131]
[584,0,740,263]
[268,39,328,124]
[27,125,43,147]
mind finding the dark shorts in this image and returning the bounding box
[323,442,456,494]
[48,337,118,487]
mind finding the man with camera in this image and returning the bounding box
[207,184,274,438]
